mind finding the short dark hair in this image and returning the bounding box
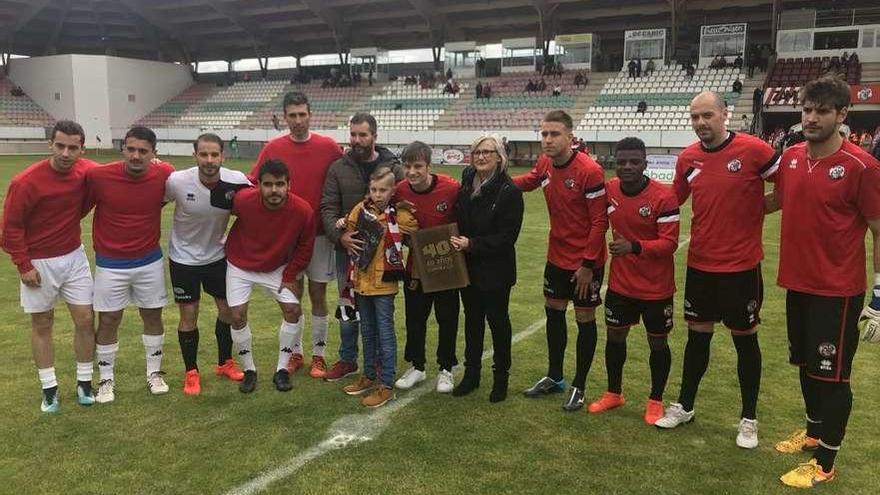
[193,132,224,152]
[401,141,432,165]
[282,91,310,113]
[800,76,850,111]
[124,126,157,150]
[51,120,85,146]
[543,110,573,130]
[615,137,647,158]
[257,159,289,182]
[350,112,377,135]
[369,166,395,183]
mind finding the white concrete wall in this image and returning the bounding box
[107,57,191,129]
[9,55,76,122]
[70,55,112,148]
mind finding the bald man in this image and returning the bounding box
[655,92,779,449]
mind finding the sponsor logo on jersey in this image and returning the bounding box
[436,201,449,212]
[639,205,652,217]
[186,193,196,201]
[727,159,742,173]
[818,342,837,357]
[829,165,845,180]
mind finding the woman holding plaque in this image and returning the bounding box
[450,135,524,402]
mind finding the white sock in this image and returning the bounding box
[231,324,256,371]
[290,317,304,356]
[96,343,119,381]
[38,367,57,390]
[277,318,302,371]
[312,314,328,357]
[76,361,93,382]
[142,333,165,377]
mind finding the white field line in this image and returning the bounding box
[225,318,548,495]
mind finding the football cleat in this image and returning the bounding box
[523,376,566,397]
[780,459,835,488]
[287,353,304,374]
[273,369,293,392]
[77,381,96,406]
[775,428,819,454]
[215,358,244,381]
[95,379,115,404]
[183,369,201,396]
[562,387,585,412]
[588,391,626,414]
[644,399,664,425]
[147,371,169,395]
[736,418,759,449]
[654,402,695,429]
[40,388,59,413]
[239,370,257,393]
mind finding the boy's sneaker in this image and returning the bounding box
[362,386,395,408]
[343,375,375,396]
[324,360,358,382]
[77,381,96,406]
[562,387,585,412]
[588,391,625,414]
[287,353,304,374]
[436,369,454,394]
[309,356,327,379]
[215,358,244,381]
[654,402,695,429]
[96,379,115,403]
[780,459,835,488]
[273,369,293,392]
[523,376,566,397]
[147,371,169,395]
[775,428,820,453]
[644,399,664,425]
[736,418,759,449]
[40,387,59,413]
[395,367,426,390]
[239,370,257,393]
[183,369,201,396]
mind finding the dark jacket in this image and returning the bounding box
[456,166,524,291]
[320,145,403,248]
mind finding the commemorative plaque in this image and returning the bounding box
[411,223,470,293]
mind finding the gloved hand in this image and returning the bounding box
[858,285,880,343]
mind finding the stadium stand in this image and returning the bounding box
[762,55,863,108]
[577,65,741,131]
[0,78,54,127]
[358,79,464,131]
[240,82,369,129]
[135,83,218,128]
[176,80,288,129]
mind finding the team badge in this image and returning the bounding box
[225,189,237,201]
[829,165,845,180]
[564,178,575,189]
[746,299,758,313]
[663,305,673,317]
[727,159,742,173]
[818,342,837,357]
[638,205,652,217]
[436,201,449,212]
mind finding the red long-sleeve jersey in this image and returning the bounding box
[606,178,680,300]
[84,160,174,260]
[513,151,608,270]
[225,187,315,282]
[1,158,97,273]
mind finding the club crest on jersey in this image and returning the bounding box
[564,178,575,189]
[818,342,837,357]
[435,201,449,212]
[828,165,845,180]
[225,189,237,201]
[727,159,742,173]
[638,205,652,217]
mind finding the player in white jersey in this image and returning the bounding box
[165,133,250,395]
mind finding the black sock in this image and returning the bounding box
[545,307,567,381]
[605,339,626,394]
[43,385,58,400]
[677,329,713,412]
[178,328,199,371]
[800,367,823,438]
[648,337,671,401]
[732,332,761,420]
[215,319,233,365]
[813,381,853,472]
[572,320,597,390]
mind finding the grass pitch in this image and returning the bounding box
[0,150,877,494]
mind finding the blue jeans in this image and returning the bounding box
[357,293,397,387]
[336,251,359,363]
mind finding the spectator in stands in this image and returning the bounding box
[368,68,374,86]
[741,114,751,133]
[446,68,453,81]
[477,56,486,78]
[752,87,763,115]
[229,136,239,158]
[476,81,483,99]
[732,78,743,94]
[628,58,637,78]
[637,100,647,113]
[537,79,547,92]
[483,84,492,99]
[10,85,24,97]
[452,81,460,95]
[841,51,850,66]
[850,52,859,66]
[734,54,743,70]
[719,55,728,68]
[636,58,642,77]
[860,130,873,152]
[747,46,757,77]
[574,72,585,88]
[271,114,281,131]
[820,57,831,74]
[502,136,512,159]
[645,59,655,77]
[552,84,562,97]
[554,60,564,78]
[685,62,696,79]
[443,81,454,95]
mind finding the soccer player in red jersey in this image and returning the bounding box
[1,120,98,412]
[764,77,880,488]
[212,159,315,394]
[393,141,460,393]
[84,126,175,403]
[593,137,680,425]
[513,110,609,412]
[251,92,342,379]
[656,92,779,448]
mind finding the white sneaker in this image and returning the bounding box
[147,371,169,395]
[436,369,454,394]
[736,418,759,449]
[394,366,426,390]
[654,402,695,429]
[96,379,115,404]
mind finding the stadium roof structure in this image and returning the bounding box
[0,0,875,63]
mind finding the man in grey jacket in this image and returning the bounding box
[320,112,403,381]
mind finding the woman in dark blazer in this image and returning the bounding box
[450,134,524,402]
